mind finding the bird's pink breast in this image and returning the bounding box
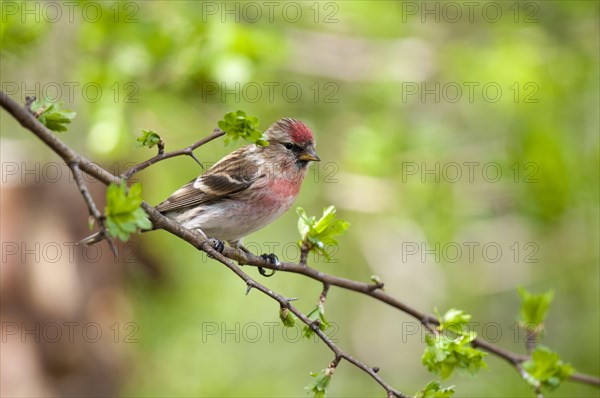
[272,177,302,196]
[257,177,301,210]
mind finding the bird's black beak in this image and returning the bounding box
[298,146,320,162]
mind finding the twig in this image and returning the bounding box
[570,372,600,386]
[121,128,225,179]
[67,162,117,257]
[319,283,330,308]
[300,239,311,265]
[525,327,539,355]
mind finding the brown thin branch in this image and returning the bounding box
[525,327,540,356]
[2,90,598,393]
[67,162,118,257]
[570,372,600,386]
[121,128,225,179]
[0,92,121,185]
[300,239,312,265]
[319,283,330,307]
[221,246,438,326]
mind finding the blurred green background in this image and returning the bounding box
[1,1,598,397]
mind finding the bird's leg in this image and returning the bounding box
[260,253,280,265]
[229,240,278,277]
[208,238,225,257]
[258,253,279,277]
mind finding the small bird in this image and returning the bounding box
[79,118,320,252]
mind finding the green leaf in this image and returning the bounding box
[416,381,455,398]
[438,308,472,335]
[305,368,333,398]
[297,207,313,238]
[217,110,269,146]
[31,98,76,132]
[105,182,152,242]
[296,206,350,260]
[518,287,554,326]
[302,305,330,339]
[137,129,162,148]
[422,332,487,379]
[522,346,574,391]
[279,307,296,328]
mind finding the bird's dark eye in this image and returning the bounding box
[284,142,294,150]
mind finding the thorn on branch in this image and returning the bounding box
[186,150,204,169]
[157,139,165,156]
[373,366,380,373]
[245,282,255,295]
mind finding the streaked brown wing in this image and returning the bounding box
[154,154,263,213]
[154,179,206,213]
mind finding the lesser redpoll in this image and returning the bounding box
[79,118,319,250]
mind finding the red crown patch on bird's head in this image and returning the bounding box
[278,118,314,144]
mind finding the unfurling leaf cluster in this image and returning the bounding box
[437,308,472,334]
[30,98,76,132]
[137,129,162,149]
[422,309,487,379]
[105,182,152,241]
[279,306,296,328]
[422,332,487,379]
[297,206,350,260]
[516,288,573,392]
[302,304,330,339]
[218,110,269,146]
[415,380,455,398]
[522,346,574,391]
[305,366,333,398]
[518,287,554,327]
